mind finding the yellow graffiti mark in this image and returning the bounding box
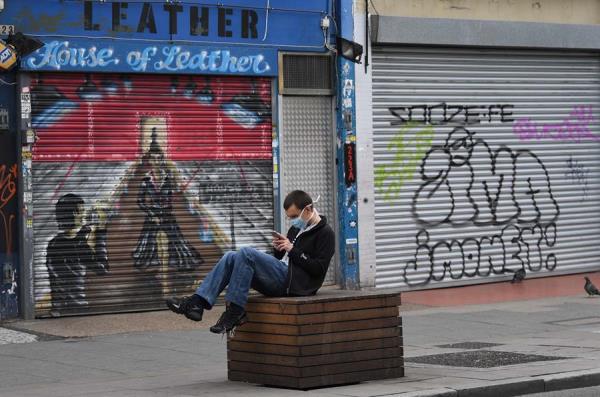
[374,123,434,202]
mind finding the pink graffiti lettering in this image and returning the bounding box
[513,105,599,142]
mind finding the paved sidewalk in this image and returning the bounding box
[0,327,37,345]
[1,295,600,396]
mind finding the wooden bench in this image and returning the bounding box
[227,290,404,389]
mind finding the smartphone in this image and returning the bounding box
[271,230,285,239]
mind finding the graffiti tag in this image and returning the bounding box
[389,103,514,126]
[199,181,269,203]
[403,127,560,286]
[0,164,16,209]
[0,164,17,255]
[405,223,557,285]
[374,122,434,201]
[513,105,598,142]
[565,156,589,200]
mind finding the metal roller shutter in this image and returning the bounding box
[279,96,337,285]
[30,72,273,316]
[372,46,600,289]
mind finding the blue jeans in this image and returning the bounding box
[195,247,288,309]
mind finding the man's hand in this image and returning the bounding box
[273,237,293,252]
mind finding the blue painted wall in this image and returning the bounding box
[0,0,330,76]
[335,0,360,289]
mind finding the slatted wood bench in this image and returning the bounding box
[227,290,403,389]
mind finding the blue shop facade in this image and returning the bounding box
[0,0,361,319]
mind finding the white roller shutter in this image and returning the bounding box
[372,46,600,289]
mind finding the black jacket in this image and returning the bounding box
[46,226,109,309]
[274,216,336,296]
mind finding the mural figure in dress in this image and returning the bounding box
[132,128,203,279]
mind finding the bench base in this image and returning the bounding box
[227,290,404,390]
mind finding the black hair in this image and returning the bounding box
[55,193,84,231]
[283,190,313,211]
[149,127,162,155]
[141,127,166,168]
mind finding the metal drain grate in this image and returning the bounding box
[406,350,569,368]
[436,342,504,349]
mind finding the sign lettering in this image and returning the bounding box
[83,1,259,39]
[25,41,273,76]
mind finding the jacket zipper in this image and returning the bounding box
[286,232,300,295]
[285,221,323,295]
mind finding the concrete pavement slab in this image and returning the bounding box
[158,381,344,397]
[0,373,59,389]
[0,327,37,345]
[3,295,600,396]
[386,389,458,397]
[5,308,226,338]
[68,390,195,397]
[0,382,126,397]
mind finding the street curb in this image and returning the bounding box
[1,323,65,342]
[457,378,544,397]
[543,368,600,392]
[396,369,600,396]
[393,388,457,397]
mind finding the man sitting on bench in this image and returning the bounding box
[166,190,336,335]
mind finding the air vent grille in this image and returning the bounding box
[281,53,334,95]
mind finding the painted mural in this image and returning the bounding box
[0,162,18,319]
[0,72,19,320]
[30,72,273,316]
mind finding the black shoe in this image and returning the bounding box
[210,307,247,335]
[166,296,188,314]
[165,296,204,322]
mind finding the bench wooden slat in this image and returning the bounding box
[245,306,399,325]
[232,326,400,346]
[229,357,400,378]
[228,366,405,389]
[238,316,400,336]
[245,296,400,315]
[246,289,401,305]
[228,346,402,367]
[228,336,401,356]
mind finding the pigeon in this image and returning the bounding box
[511,268,526,283]
[584,277,600,297]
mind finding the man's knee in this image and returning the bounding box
[238,246,258,263]
[217,251,236,267]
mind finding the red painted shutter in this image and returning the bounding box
[29,72,274,316]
